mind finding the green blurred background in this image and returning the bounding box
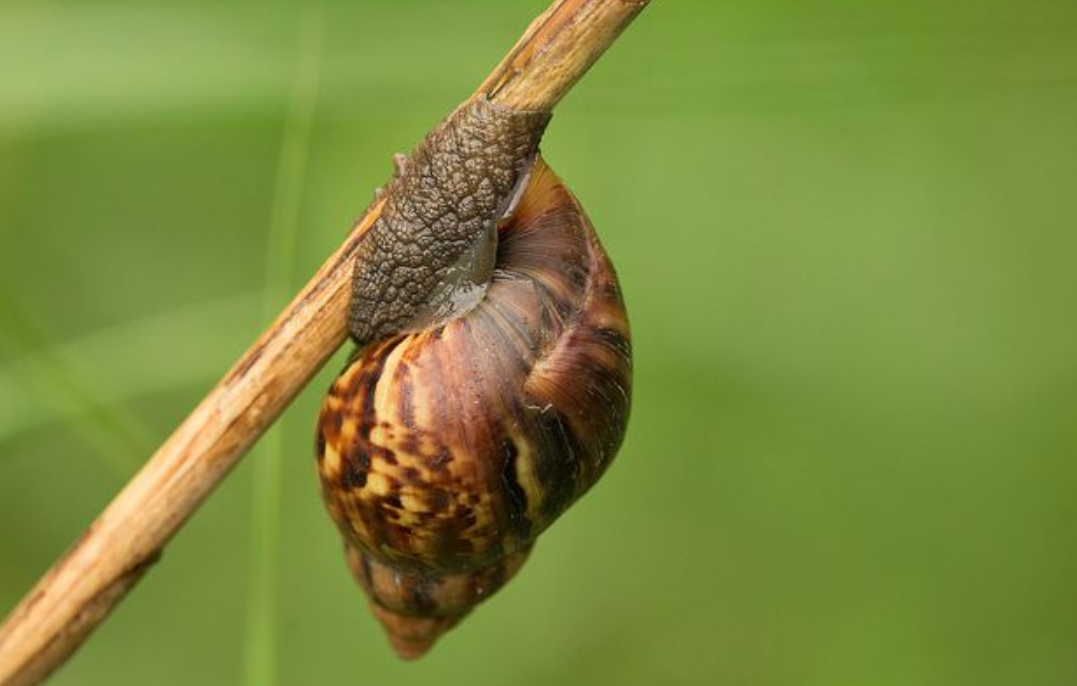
[2,0,1077,684]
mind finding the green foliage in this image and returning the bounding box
[2,1,1077,685]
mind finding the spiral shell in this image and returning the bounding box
[316,158,631,658]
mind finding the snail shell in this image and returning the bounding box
[317,100,631,658]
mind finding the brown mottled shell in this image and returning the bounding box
[316,158,631,658]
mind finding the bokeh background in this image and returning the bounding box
[3,0,1077,684]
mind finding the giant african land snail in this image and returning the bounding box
[315,96,632,658]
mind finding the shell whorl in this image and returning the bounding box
[318,157,631,656]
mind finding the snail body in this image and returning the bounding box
[317,99,631,658]
[349,97,551,344]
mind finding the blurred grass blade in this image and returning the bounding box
[0,282,157,475]
[0,291,262,444]
[243,9,323,686]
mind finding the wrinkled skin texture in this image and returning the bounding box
[349,97,551,343]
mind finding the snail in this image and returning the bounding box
[315,96,632,658]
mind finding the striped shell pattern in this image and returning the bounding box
[316,158,631,658]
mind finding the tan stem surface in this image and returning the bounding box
[0,1,650,685]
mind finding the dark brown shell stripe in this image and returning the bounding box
[316,158,631,653]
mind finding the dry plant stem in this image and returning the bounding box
[478,0,649,109]
[0,1,650,685]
